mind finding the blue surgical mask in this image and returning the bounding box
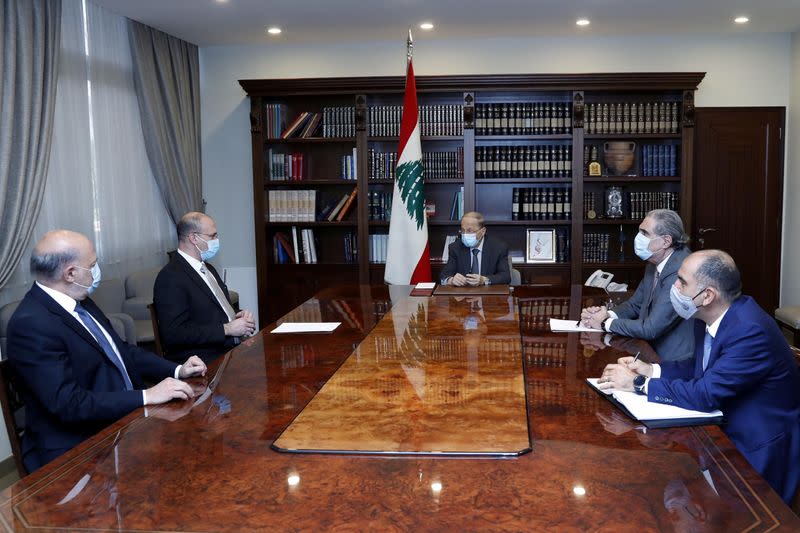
[461,233,478,248]
[669,284,706,319]
[634,232,658,261]
[73,263,102,294]
[196,236,220,262]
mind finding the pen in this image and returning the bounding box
[576,318,582,327]
[632,351,641,364]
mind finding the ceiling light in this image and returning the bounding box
[576,19,590,27]
[734,16,749,24]
[419,22,434,30]
[266,27,282,35]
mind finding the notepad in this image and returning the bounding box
[550,318,602,332]
[586,378,723,427]
[271,322,341,334]
[410,282,436,296]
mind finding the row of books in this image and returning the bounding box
[628,192,679,219]
[267,150,307,181]
[273,227,318,264]
[340,148,359,180]
[583,232,611,263]
[369,234,389,263]
[641,144,679,177]
[268,190,317,222]
[280,111,322,139]
[524,341,567,368]
[318,188,358,222]
[585,101,679,135]
[511,187,573,221]
[368,148,464,181]
[475,102,572,136]
[343,232,358,263]
[368,191,393,221]
[264,104,288,139]
[368,105,464,137]
[519,297,570,331]
[476,145,572,179]
[322,106,356,138]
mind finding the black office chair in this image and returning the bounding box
[147,303,167,357]
[0,359,27,477]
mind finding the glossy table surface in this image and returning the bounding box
[1,285,798,532]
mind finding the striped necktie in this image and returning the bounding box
[702,330,714,371]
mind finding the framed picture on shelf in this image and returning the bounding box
[526,229,556,263]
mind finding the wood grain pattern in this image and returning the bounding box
[0,284,796,532]
[273,293,530,455]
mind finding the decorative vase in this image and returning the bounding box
[603,141,636,175]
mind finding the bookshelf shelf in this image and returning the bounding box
[582,176,680,183]
[242,72,703,323]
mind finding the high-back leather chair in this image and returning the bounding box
[0,359,26,477]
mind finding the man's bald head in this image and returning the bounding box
[688,249,742,304]
[177,212,213,243]
[30,230,94,283]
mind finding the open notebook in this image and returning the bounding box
[586,378,723,429]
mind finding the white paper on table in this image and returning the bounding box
[414,282,436,289]
[271,322,341,334]
[549,318,602,332]
[586,378,723,421]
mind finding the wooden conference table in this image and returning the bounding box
[0,285,798,531]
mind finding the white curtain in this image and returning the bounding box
[0,0,175,306]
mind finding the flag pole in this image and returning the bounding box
[407,29,413,64]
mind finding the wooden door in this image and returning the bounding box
[693,108,784,313]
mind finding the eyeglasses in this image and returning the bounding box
[195,232,218,239]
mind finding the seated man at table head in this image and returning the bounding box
[581,209,694,361]
[440,211,510,287]
[598,250,800,503]
[6,230,207,473]
[154,212,255,363]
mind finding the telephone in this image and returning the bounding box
[585,269,629,292]
[585,269,614,289]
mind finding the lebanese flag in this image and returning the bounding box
[384,59,432,284]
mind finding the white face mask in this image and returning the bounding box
[669,284,706,319]
[634,232,660,261]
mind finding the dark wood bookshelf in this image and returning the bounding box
[241,72,704,324]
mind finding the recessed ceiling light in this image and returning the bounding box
[734,16,749,24]
[576,18,591,27]
[419,22,434,30]
[266,26,282,35]
[215,0,229,4]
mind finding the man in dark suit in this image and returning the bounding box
[598,250,800,503]
[581,209,694,361]
[440,211,510,286]
[7,230,207,473]
[154,212,255,363]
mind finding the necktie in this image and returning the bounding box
[74,303,133,390]
[702,330,713,371]
[648,270,660,307]
[200,264,236,322]
[470,249,479,275]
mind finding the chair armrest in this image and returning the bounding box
[107,313,137,344]
[122,296,152,321]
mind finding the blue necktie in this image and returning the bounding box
[702,330,713,372]
[74,303,133,390]
[470,248,479,275]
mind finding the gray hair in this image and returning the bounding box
[694,250,742,303]
[177,212,206,241]
[461,211,485,229]
[30,247,78,282]
[648,209,689,250]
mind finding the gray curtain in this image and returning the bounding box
[0,0,61,289]
[128,20,202,223]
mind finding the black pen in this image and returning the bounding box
[576,318,582,327]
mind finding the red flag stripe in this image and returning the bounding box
[409,241,432,284]
[396,61,418,159]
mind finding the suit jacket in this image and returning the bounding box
[609,247,694,361]
[6,284,178,472]
[153,253,237,363]
[648,296,800,503]
[440,235,510,285]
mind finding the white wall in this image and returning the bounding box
[200,33,794,316]
[784,32,800,305]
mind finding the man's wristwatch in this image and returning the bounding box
[633,374,647,395]
[601,319,609,333]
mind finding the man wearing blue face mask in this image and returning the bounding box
[6,230,207,472]
[154,212,256,363]
[580,209,694,362]
[598,250,800,504]
[440,211,510,286]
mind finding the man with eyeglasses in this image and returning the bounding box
[154,212,256,363]
[440,211,510,286]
